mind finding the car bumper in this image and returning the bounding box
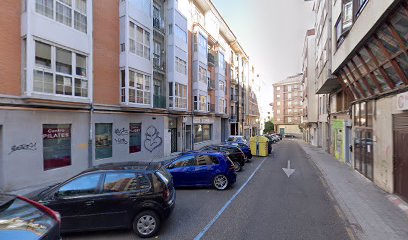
[227,172,237,184]
[163,201,175,219]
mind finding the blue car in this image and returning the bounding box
[226,142,252,161]
[163,152,237,190]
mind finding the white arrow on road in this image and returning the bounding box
[282,160,295,178]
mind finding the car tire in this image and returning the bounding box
[133,210,161,238]
[213,174,229,190]
[233,161,242,172]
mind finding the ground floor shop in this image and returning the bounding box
[350,93,408,201]
[0,108,188,192]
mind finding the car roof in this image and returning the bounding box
[82,161,163,174]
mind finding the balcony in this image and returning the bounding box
[153,17,165,34]
[231,77,238,85]
[229,115,238,122]
[208,53,215,66]
[230,95,238,102]
[153,54,165,72]
[208,79,216,90]
[153,95,166,109]
[209,104,215,113]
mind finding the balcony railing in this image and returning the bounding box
[208,79,215,90]
[230,115,238,122]
[153,54,165,72]
[209,104,215,113]
[153,95,166,109]
[231,77,238,85]
[153,17,165,34]
[208,53,215,66]
[230,95,238,102]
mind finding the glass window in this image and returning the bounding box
[176,57,187,75]
[196,155,217,166]
[74,11,87,33]
[377,25,401,55]
[103,173,138,193]
[396,54,408,82]
[128,70,151,105]
[129,123,142,153]
[383,62,403,87]
[354,104,360,126]
[34,70,53,93]
[172,155,196,168]
[359,48,376,71]
[56,48,72,74]
[130,23,150,60]
[175,25,187,43]
[366,101,373,127]
[56,1,72,27]
[35,42,52,68]
[198,33,207,54]
[373,69,390,92]
[390,8,408,45]
[129,0,151,16]
[95,123,112,160]
[56,75,72,95]
[43,124,71,170]
[59,174,101,197]
[367,40,386,64]
[36,0,53,19]
[342,0,353,30]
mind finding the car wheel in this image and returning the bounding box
[233,161,242,172]
[133,210,161,238]
[213,174,229,190]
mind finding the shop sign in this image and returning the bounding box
[397,92,408,111]
[194,117,211,124]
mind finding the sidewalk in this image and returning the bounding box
[299,141,408,240]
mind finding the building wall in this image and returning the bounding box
[0,0,21,96]
[94,0,120,105]
[372,96,402,193]
[276,124,302,135]
[331,0,396,72]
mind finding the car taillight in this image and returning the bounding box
[163,188,170,202]
[17,196,61,224]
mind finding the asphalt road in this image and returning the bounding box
[63,140,351,240]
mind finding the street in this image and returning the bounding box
[63,140,351,240]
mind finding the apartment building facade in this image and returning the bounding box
[301,29,319,146]
[307,0,408,200]
[273,74,304,137]
[0,0,258,192]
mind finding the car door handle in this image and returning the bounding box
[85,200,94,206]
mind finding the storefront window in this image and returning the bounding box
[194,124,212,143]
[43,124,71,170]
[129,123,142,153]
[95,123,112,160]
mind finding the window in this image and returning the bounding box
[171,155,196,168]
[129,22,150,60]
[200,95,207,111]
[356,0,369,16]
[175,25,187,43]
[343,0,353,30]
[36,0,53,19]
[196,155,218,166]
[219,52,225,72]
[276,94,280,99]
[58,174,101,197]
[74,0,87,33]
[277,101,280,106]
[95,123,112,160]
[199,66,206,83]
[129,0,151,17]
[56,0,72,27]
[43,124,71,170]
[36,0,87,32]
[198,33,207,54]
[128,70,151,104]
[33,41,88,97]
[276,87,280,91]
[219,80,225,92]
[194,124,212,143]
[103,173,140,193]
[277,109,281,114]
[153,41,161,68]
[335,16,343,44]
[129,123,142,153]
[172,83,187,109]
[176,57,187,75]
[218,98,225,113]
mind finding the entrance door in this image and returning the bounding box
[345,126,352,166]
[354,128,373,180]
[170,128,178,153]
[185,125,191,151]
[393,113,408,201]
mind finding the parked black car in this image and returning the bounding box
[27,162,175,238]
[263,135,273,154]
[200,145,246,171]
[0,194,61,240]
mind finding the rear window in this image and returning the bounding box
[227,137,236,142]
[0,198,55,239]
[156,168,172,185]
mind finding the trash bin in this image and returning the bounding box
[250,136,269,157]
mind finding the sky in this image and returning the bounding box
[212,0,315,112]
